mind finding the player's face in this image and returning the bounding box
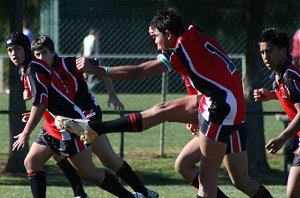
[259,42,287,72]
[34,47,54,66]
[149,27,170,52]
[7,45,26,66]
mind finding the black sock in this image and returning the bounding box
[57,158,87,197]
[192,173,228,198]
[116,161,148,196]
[253,184,273,198]
[100,171,133,198]
[28,171,46,198]
[90,112,143,135]
[196,195,204,198]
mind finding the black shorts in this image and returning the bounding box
[292,154,300,167]
[34,128,89,157]
[292,138,300,167]
[198,113,247,154]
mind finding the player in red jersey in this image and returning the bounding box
[6,32,145,198]
[254,27,300,198]
[29,35,158,198]
[57,8,272,198]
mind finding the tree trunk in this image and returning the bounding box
[2,0,28,175]
[244,0,270,174]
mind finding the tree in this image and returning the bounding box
[2,0,27,175]
[243,0,270,173]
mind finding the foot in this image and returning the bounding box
[133,192,145,198]
[147,189,159,198]
[56,116,98,144]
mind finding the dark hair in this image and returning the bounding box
[6,32,31,57]
[150,8,186,37]
[31,35,55,53]
[258,27,291,57]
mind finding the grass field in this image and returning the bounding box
[0,93,289,197]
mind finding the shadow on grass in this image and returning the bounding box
[0,163,287,187]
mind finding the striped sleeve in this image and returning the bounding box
[157,54,173,71]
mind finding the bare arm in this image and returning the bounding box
[253,88,278,102]
[76,57,168,80]
[12,103,47,151]
[266,102,300,154]
[102,77,124,112]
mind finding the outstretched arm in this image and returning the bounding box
[76,57,168,80]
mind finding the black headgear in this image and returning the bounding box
[6,32,31,57]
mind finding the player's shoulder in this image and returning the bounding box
[283,64,300,82]
[61,56,76,69]
[28,57,51,73]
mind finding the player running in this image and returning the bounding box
[30,35,158,198]
[6,32,145,198]
[56,8,273,198]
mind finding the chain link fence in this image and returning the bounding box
[1,0,297,157]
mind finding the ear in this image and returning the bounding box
[165,30,175,40]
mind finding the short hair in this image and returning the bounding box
[150,8,186,37]
[258,27,290,57]
[31,35,55,53]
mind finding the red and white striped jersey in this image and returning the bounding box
[22,57,85,140]
[158,25,245,125]
[274,62,300,137]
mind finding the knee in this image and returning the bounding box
[24,155,36,172]
[174,157,185,175]
[151,102,168,116]
[101,158,123,171]
[229,174,249,190]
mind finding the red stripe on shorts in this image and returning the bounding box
[206,123,220,140]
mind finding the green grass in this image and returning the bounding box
[0,93,290,197]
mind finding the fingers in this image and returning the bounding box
[75,57,86,71]
[265,140,279,154]
[107,98,125,113]
[22,112,30,123]
[253,89,261,102]
[12,135,22,151]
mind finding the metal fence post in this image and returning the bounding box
[159,72,167,157]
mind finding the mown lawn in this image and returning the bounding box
[0,93,289,197]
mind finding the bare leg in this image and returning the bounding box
[223,152,259,196]
[141,95,198,130]
[67,146,105,185]
[24,142,54,198]
[91,134,123,171]
[67,146,133,197]
[24,142,53,172]
[286,166,300,198]
[92,134,151,197]
[198,133,227,197]
[175,136,201,182]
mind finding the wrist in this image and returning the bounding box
[105,66,110,78]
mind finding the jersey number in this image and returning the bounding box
[205,42,236,74]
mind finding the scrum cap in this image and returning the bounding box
[6,32,31,57]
